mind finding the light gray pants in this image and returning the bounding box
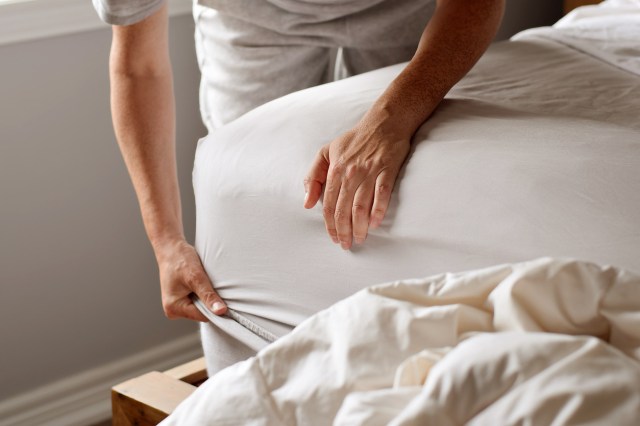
[192,0,436,373]
[193,0,436,131]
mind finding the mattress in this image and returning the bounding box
[192,0,640,371]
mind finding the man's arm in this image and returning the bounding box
[110,3,226,320]
[304,0,505,249]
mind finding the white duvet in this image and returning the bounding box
[164,258,640,425]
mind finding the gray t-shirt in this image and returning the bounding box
[92,0,166,25]
[92,0,389,26]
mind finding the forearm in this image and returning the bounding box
[370,0,505,137]
[104,4,226,320]
[110,38,183,253]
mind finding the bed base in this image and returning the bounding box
[111,357,207,425]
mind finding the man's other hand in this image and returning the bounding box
[304,109,411,250]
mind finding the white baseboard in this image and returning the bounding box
[0,332,203,426]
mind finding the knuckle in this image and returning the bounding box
[381,157,393,167]
[334,208,349,223]
[377,154,395,166]
[345,164,358,179]
[186,271,208,291]
[376,183,391,196]
[184,268,199,285]
[163,303,177,319]
[352,203,367,218]
[342,129,355,138]
[372,207,385,217]
[326,180,341,193]
[315,146,327,161]
[323,205,335,219]
[331,162,345,176]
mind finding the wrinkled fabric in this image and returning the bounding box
[163,258,640,425]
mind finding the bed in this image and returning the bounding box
[111,0,640,424]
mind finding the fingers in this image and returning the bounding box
[164,288,226,319]
[159,241,227,322]
[308,129,408,248]
[196,288,227,315]
[164,272,226,320]
[370,169,395,229]
[324,163,396,248]
[303,146,329,209]
[334,182,355,250]
[335,168,395,247]
[322,162,343,244]
[332,163,371,249]
[190,267,227,316]
[169,297,209,323]
[352,179,375,245]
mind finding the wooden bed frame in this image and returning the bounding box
[110,1,602,424]
[112,357,208,425]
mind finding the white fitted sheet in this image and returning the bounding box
[192,1,640,369]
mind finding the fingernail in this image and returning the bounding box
[212,302,225,313]
[354,237,364,245]
[340,241,350,250]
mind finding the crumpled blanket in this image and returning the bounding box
[162,258,640,425]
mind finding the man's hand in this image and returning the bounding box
[304,0,504,248]
[304,109,411,249]
[156,239,227,322]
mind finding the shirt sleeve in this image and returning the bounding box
[92,0,166,26]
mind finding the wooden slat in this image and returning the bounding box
[163,356,208,385]
[112,371,197,426]
[564,0,601,14]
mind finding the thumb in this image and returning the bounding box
[304,145,329,209]
[193,272,227,316]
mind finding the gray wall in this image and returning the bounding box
[0,15,203,400]
[0,0,562,403]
